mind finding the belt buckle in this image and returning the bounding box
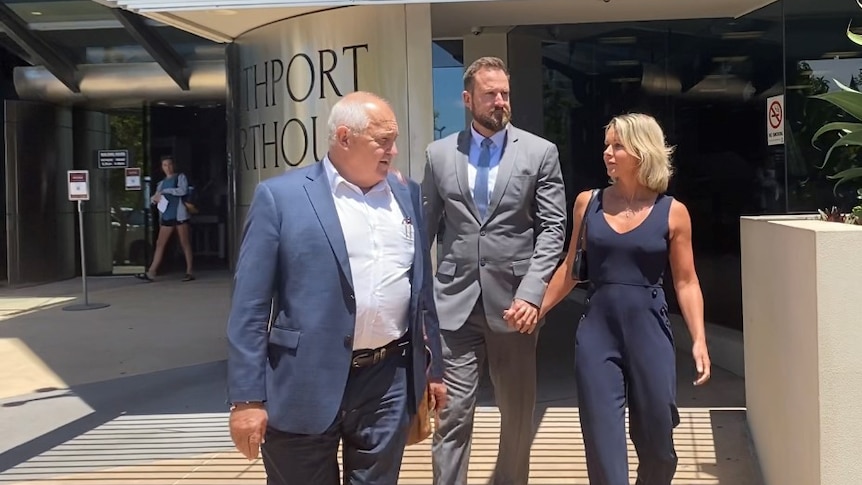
[351,350,371,368]
[374,348,386,364]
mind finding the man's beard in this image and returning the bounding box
[472,105,511,133]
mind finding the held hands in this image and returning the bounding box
[428,381,448,416]
[502,298,540,334]
[692,339,711,386]
[229,403,267,461]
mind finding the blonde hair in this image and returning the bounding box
[605,113,675,193]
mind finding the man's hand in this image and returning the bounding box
[229,402,268,461]
[428,381,448,416]
[692,340,711,386]
[502,299,539,334]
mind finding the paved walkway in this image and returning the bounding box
[0,272,763,484]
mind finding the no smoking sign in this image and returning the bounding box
[767,94,784,146]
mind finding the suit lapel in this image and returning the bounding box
[454,130,481,222]
[304,163,353,290]
[388,175,422,315]
[487,124,520,220]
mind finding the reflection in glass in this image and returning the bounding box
[107,109,150,273]
[432,40,465,140]
[525,3,783,330]
[785,0,862,213]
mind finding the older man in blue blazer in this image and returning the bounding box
[226,91,447,485]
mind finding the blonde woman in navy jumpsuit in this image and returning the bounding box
[529,113,711,485]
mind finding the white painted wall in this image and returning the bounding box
[741,216,862,485]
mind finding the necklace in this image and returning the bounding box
[622,191,637,218]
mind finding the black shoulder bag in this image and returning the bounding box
[571,189,600,283]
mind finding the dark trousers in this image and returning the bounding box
[575,300,680,485]
[261,352,410,485]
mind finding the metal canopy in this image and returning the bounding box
[0,2,79,93]
[111,7,190,90]
[113,0,481,11]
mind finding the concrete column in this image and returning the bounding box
[507,33,544,137]
[741,216,862,485]
[3,100,75,285]
[403,3,433,181]
[462,31,508,66]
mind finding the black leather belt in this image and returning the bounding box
[351,336,410,368]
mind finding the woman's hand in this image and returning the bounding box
[692,339,711,386]
[150,192,161,204]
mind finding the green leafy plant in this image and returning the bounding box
[810,18,862,224]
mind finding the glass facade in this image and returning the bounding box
[0,0,226,284]
[432,40,465,141]
[106,108,149,273]
[0,0,859,318]
[431,0,862,331]
[785,0,862,214]
[524,3,786,330]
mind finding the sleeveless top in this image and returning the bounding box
[584,189,673,289]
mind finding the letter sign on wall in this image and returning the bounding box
[232,5,416,211]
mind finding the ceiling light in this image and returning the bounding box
[721,31,763,40]
[712,56,749,63]
[598,36,637,44]
[822,51,860,58]
[606,60,640,67]
[30,11,43,16]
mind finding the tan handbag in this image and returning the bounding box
[405,385,434,445]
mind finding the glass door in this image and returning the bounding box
[107,107,152,275]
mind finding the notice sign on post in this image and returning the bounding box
[767,95,784,146]
[125,167,142,191]
[68,170,90,201]
[98,149,129,168]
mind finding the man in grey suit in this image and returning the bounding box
[421,57,567,485]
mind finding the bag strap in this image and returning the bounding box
[576,189,600,251]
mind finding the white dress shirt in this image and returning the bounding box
[467,124,507,205]
[323,157,414,350]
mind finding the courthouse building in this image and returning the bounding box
[0,0,858,334]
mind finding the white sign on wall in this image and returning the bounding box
[68,170,90,201]
[767,94,784,146]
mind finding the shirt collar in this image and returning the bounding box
[470,123,507,149]
[322,156,390,195]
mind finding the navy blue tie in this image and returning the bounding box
[475,137,492,220]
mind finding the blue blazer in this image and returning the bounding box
[226,161,443,435]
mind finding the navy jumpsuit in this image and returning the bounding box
[576,189,680,485]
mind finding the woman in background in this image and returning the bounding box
[533,113,710,485]
[135,155,195,282]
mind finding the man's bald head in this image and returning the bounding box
[326,91,400,192]
[327,91,395,142]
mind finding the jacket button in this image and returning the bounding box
[651,289,658,298]
[350,294,355,300]
[344,335,352,348]
[480,230,486,236]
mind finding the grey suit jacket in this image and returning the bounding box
[421,124,567,332]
